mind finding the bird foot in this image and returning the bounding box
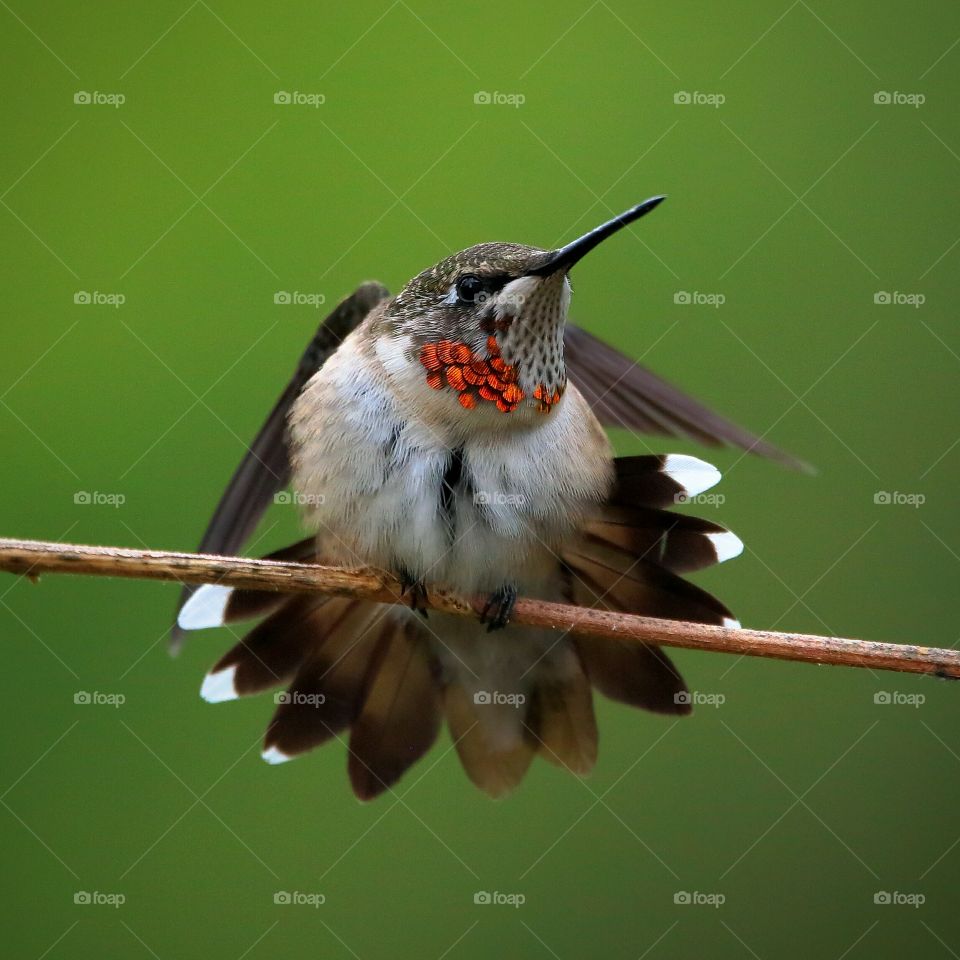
[480,584,516,632]
[398,570,429,618]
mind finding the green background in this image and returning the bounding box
[1,1,958,956]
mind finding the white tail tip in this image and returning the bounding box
[723,617,742,630]
[177,584,232,630]
[200,664,239,703]
[663,454,722,497]
[707,530,744,563]
[261,745,293,765]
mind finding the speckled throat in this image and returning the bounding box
[494,271,568,408]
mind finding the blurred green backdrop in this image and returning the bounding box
[1,1,959,957]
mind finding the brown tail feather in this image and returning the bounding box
[205,595,331,699]
[444,684,535,798]
[348,620,442,801]
[221,538,319,625]
[262,600,382,762]
[575,635,690,715]
[564,547,736,625]
[526,668,598,774]
[585,506,736,575]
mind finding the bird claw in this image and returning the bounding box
[398,571,429,618]
[480,584,516,632]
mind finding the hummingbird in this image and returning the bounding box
[173,197,798,800]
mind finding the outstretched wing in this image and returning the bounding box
[170,282,390,651]
[564,323,807,470]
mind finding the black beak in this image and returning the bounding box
[528,195,666,276]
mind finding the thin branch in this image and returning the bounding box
[0,537,955,679]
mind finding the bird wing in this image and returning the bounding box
[563,323,807,470]
[169,282,390,651]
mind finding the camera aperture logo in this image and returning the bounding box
[74,91,125,108]
[473,490,527,507]
[274,691,326,707]
[873,91,925,108]
[874,890,924,908]
[873,691,925,708]
[874,291,924,308]
[74,891,125,907]
[473,690,526,708]
[674,690,725,708]
[474,891,525,908]
[674,890,725,908]
[674,290,725,308]
[674,91,725,107]
[473,91,525,108]
[74,690,126,707]
[74,290,125,308]
[873,491,924,508]
[274,491,325,506]
[674,491,725,508]
[74,491,126,508]
[274,291,326,308]
[273,91,325,107]
[273,891,325,907]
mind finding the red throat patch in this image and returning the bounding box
[419,336,537,414]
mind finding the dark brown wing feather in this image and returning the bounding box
[564,323,807,470]
[170,282,390,651]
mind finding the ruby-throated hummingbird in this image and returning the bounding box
[174,197,797,800]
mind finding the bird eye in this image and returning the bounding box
[455,274,487,305]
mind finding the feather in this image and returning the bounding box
[575,635,690,715]
[564,324,808,470]
[199,595,330,703]
[260,600,383,762]
[181,537,318,632]
[526,666,598,774]
[444,683,534,798]
[563,547,737,626]
[348,620,442,801]
[171,283,390,651]
[585,507,742,574]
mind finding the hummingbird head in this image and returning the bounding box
[378,196,665,420]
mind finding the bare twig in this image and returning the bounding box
[0,537,954,679]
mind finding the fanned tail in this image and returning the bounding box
[183,453,742,798]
